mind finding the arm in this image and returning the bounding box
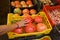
[0,23,18,36]
[0,19,29,36]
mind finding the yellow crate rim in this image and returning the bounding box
[33,36,51,40]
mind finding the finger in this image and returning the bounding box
[22,19,29,23]
[21,23,26,26]
[24,20,30,23]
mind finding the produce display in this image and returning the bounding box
[7,12,52,39]
[7,0,60,39]
[10,0,38,16]
[10,0,33,8]
[12,15,48,34]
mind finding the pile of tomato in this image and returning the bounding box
[12,15,47,34]
[13,8,37,15]
[11,0,33,8]
[10,0,48,34]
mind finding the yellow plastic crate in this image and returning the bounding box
[7,12,52,39]
[40,36,51,40]
[32,36,51,40]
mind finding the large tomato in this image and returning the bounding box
[37,23,47,32]
[13,28,23,34]
[22,16,33,23]
[22,9,29,14]
[25,23,36,33]
[34,16,43,23]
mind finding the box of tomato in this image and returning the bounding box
[7,12,52,39]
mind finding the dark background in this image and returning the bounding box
[0,0,10,40]
[0,0,9,25]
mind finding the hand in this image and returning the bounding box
[16,19,29,27]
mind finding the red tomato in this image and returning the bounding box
[30,9,37,14]
[25,23,36,33]
[13,28,23,34]
[15,1,20,5]
[26,1,32,5]
[15,1,21,8]
[22,9,29,14]
[34,16,43,23]
[37,23,47,32]
[22,16,33,23]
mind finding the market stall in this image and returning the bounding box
[0,0,60,40]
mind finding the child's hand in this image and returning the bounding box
[16,19,29,27]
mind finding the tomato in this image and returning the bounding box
[22,16,33,23]
[13,28,23,34]
[22,9,29,14]
[30,9,37,14]
[26,1,32,5]
[11,1,15,7]
[43,37,49,40]
[26,0,33,7]
[34,16,43,23]
[25,23,36,33]
[14,1,21,8]
[15,1,20,5]
[37,23,47,32]
[20,1,26,5]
